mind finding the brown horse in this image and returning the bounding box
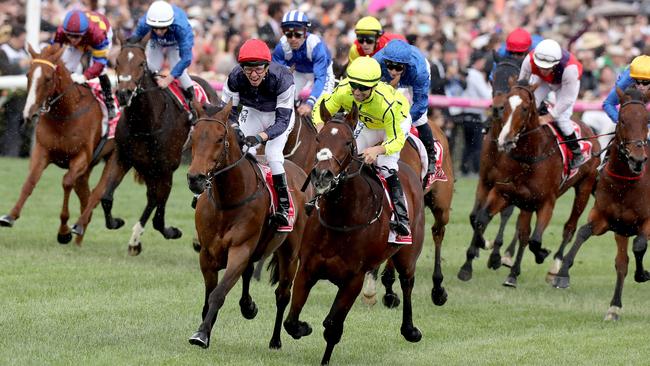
[283,103,425,365]
[70,35,219,254]
[186,101,310,349]
[0,44,113,244]
[458,80,599,287]
[552,88,650,320]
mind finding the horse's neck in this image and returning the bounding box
[50,67,84,115]
[321,164,378,217]
[127,72,168,125]
[210,136,258,205]
[514,118,550,155]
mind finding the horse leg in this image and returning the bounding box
[431,206,449,306]
[284,263,317,340]
[239,261,258,320]
[381,260,400,308]
[149,175,182,240]
[57,154,90,244]
[501,226,519,268]
[321,274,365,366]
[1,145,49,227]
[633,222,650,283]
[72,172,91,246]
[546,181,593,283]
[361,268,379,306]
[503,210,533,288]
[269,240,299,350]
[527,201,556,265]
[252,256,266,281]
[189,244,251,348]
[605,234,629,321]
[127,199,156,256]
[391,249,422,343]
[487,205,515,270]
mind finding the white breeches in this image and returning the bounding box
[239,106,295,174]
[293,62,335,101]
[61,27,113,76]
[353,114,412,177]
[145,41,193,89]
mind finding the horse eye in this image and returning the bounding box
[216,137,224,144]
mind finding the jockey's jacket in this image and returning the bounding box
[602,67,634,123]
[221,62,295,139]
[348,33,406,63]
[272,33,332,107]
[312,79,410,155]
[373,43,430,122]
[132,5,193,79]
[52,11,110,79]
[519,50,582,120]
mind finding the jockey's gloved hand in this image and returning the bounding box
[244,135,263,147]
[71,73,87,84]
[233,126,245,144]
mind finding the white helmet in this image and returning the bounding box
[533,39,562,68]
[146,1,174,28]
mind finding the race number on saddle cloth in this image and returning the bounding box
[258,162,296,232]
[546,121,593,183]
[87,82,120,138]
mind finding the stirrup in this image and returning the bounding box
[391,221,410,237]
[569,155,586,170]
[273,211,289,227]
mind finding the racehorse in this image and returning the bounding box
[458,80,599,287]
[552,88,650,320]
[185,101,311,349]
[0,44,113,244]
[70,34,219,254]
[283,103,425,365]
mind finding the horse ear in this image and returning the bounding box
[214,100,232,122]
[140,32,151,47]
[26,43,38,59]
[616,87,627,102]
[507,75,516,88]
[319,99,332,123]
[52,45,65,61]
[346,102,359,129]
[116,31,126,47]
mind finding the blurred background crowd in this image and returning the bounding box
[1,0,647,175]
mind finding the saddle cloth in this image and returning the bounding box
[377,172,412,245]
[257,163,296,232]
[408,126,448,190]
[88,82,120,139]
[167,80,209,111]
[546,122,593,181]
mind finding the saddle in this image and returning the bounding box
[251,155,296,232]
[167,80,209,112]
[547,121,593,182]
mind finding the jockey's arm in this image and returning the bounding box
[551,67,581,120]
[84,37,110,80]
[221,77,241,125]
[410,76,431,123]
[307,43,331,107]
[381,107,407,156]
[518,56,532,82]
[312,85,344,126]
[170,28,193,79]
[271,44,289,67]
[265,84,295,140]
[602,69,633,124]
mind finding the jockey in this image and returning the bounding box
[490,28,542,81]
[221,39,295,228]
[313,56,411,237]
[272,10,334,117]
[348,16,406,63]
[129,1,195,118]
[519,39,585,169]
[373,39,438,182]
[603,55,650,123]
[53,10,116,119]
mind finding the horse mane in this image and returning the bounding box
[492,58,521,95]
[515,79,530,88]
[623,87,647,103]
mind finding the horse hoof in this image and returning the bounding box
[128,244,142,256]
[71,224,84,236]
[107,218,125,230]
[487,253,502,270]
[188,331,210,348]
[502,276,517,288]
[269,338,282,350]
[163,227,182,240]
[192,237,201,252]
[431,287,448,306]
[501,254,514,268]
[634,270,650,283]
[534,248,551,264]
[401,325,422,343]
[382,293,400,308]
[457,267,473,282]
[240,299,258,320]
[284,320,312,339]
[57,232,72,244]
[552,276,570,289]
[604,306,621,321]
[0,215,15,227]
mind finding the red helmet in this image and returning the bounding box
[238,39,272,64]
[506,28,532,53]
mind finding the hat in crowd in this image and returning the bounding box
[0,24,11,44]
[471,34,491,49]
[463,6,480,20]
[607,44,625,57]
[576,32,604,51]
[469,50,488,66]
[187,5,203,19]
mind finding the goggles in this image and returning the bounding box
[635,79,650,86]
[284,31,304,39]
[349,82,373,92]
[357,36,376,45]
[385,61,405,72]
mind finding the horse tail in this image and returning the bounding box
[133,171,145,185]
[267,253,280,285]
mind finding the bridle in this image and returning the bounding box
[616,99,649,163]
[30,58,79,115]
[117,43,159,107]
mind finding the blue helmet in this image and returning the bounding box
[281,10,311,28]
[383,40,411,64]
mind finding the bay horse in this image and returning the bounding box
[185,101,311,349]
[70,35,219,255]
[283,103,425,365]
[552,88,650,321]
[458,80,599,287]
[0,44,113,245]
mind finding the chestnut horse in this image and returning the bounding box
[283,103,425,365]
[186,102,311,349]
[0,44,112,244]
[458,80,599,287]
[552,88,650,321]
[70,36,219,254]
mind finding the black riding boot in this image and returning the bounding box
[99,74,116,119]
[385,172,411,237]
[183,86,196,121]
[272,173,291,227]
[416,123,437,178]
[563,131,586,169]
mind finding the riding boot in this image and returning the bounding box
[416,124,438,178]
[183,86,196,122]
[272,173,291,227]
[563,131,586,169]
[385,172,411,237]
[99,74,116,119]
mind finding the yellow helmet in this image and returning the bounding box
[630,55,650,81]
[346,56,382,87]
[355,16,383,35]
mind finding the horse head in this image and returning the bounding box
[115,33,150,107]
[490,64,521,132]
[310,101,359,195]
[186,100,234,194]
[497,80,540,153]
[615,87,649,174]
[23,43,66,121]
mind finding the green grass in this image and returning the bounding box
[1,156,649,365]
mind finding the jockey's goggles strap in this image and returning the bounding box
[240,61,269,67]
[32,59,57,69]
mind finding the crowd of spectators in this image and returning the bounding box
[1,0,648,173]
